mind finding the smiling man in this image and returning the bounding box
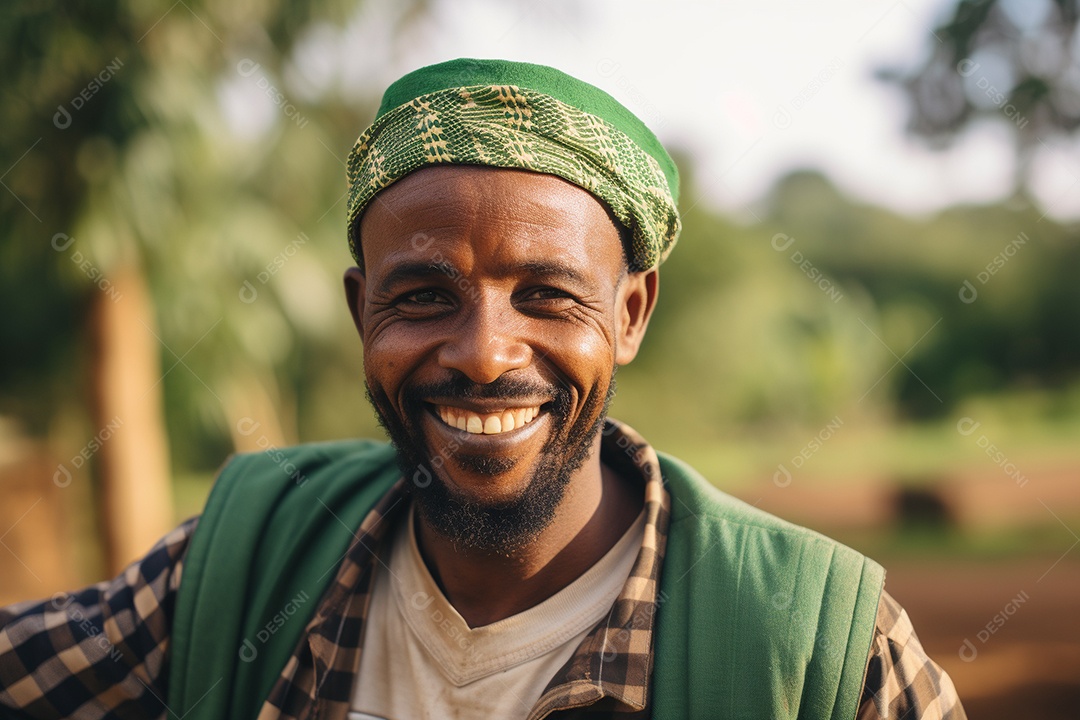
[0,59,965,720]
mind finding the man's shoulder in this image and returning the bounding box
[657,450,856,546]
[172,438,403,718]
[216,437,399,491]
[649,450,887,720]
[195,437,403,543]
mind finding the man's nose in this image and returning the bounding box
[437,299,531,384]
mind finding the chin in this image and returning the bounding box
[435,461,536,506]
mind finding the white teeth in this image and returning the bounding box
[437,405,542,435]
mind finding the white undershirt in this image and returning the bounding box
[348,503,645,720]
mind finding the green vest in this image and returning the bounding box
[169,439,883,720]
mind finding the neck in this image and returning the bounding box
[414,441,642,628]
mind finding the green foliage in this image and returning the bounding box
[612,168,1080,463]
[0,1,405,466]
[2,3,1079,480]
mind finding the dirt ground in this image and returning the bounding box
[884,559,1080,719]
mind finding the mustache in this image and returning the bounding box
[401,375,569,408]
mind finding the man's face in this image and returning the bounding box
[345,165,655,552]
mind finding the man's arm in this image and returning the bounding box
[0,518,198,719]
[858,590,967,720]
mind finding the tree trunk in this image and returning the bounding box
[90,262,173,574]
[225,370,292,454]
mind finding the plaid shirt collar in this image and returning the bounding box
[259,418,672,720]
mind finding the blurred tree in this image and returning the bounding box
[760,170,1080,419]
[878,0,1080,192]
[0,0,425,572]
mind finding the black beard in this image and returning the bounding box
[366,370,616,556]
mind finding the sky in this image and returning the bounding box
[270,0,1080,222]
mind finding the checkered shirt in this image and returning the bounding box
[1,421,966,719]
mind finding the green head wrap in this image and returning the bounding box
[346,58,681,271]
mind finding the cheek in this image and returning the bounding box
[540,324,617,391]
[363,326,439,390]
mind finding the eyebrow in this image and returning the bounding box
[515,261,592,287]
[373,258,599,294]
[374,261,459,293]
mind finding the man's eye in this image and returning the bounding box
[530,287,571,300]
[406,290,443,304]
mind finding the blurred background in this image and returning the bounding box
[2,0,1078,716]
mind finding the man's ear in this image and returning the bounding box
[343,266,366,339]
[615,268,659,365]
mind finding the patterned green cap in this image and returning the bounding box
[346,58,681,270]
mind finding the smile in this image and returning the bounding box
[435,404,543,435]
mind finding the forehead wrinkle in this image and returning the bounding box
[363,167,626,282]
